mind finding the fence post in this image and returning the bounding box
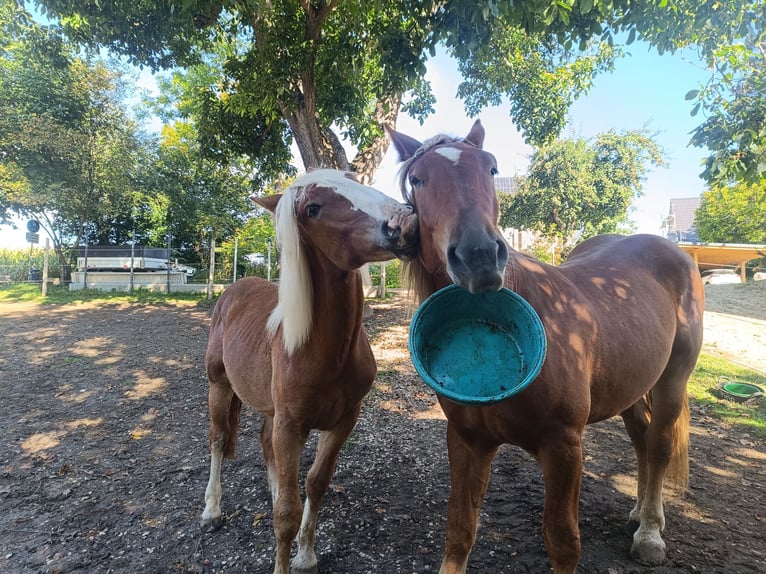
[42,238,50,296]
[83,244,88,289]
[233,236,238,283]
[207,238,216,300]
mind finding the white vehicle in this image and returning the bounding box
[172,263,197,277]
[754,271,765,281]
[700,268,741,285]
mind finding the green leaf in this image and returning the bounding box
[685,89,700,101]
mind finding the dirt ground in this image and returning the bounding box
[0,282,764,574]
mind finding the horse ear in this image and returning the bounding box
[385,124,422,162]
[253,194,282,213]
[465,119,485,149]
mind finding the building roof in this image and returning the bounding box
[669,197,702,228]
[495,176,519,195]
[666,197,702,239]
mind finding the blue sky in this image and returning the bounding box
[1,38,713,248]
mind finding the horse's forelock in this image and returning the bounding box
[396,134,465,297]
[397,134,465,204]
[267,182,313,354]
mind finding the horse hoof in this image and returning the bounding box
[200,514,224,532]
[630,538,666,566]
[289,564,318,574]
[290,554,318,574]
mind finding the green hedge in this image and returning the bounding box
[368,260,402,289]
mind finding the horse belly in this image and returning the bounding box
[587,337,674,423]
[222,337,274,414]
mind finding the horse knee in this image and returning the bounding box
[273,491,303,544]
[207,393,242,459]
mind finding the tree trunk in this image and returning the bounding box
[252,1,402,177]
[351,94,401,183]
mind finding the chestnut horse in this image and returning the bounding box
[387,121,705,574]
[201,169,417,574]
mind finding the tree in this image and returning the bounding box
[34,1,764,187]
[0,1,147,272]
[34,0,641,183]
[141,121,257,268]
[695,181,766,244]
[499,130,664,244]
[634,0,765,185]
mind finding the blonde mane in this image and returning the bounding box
[267,179,313,355]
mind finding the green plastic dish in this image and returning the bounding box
[409,285,547,406]
[722,382,764,398]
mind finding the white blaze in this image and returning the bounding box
[435,146,462,165]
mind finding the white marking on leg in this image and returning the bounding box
[291,497,319,572]
[201,449,223,524]
[630,486,667,565]
[267,463,279,505]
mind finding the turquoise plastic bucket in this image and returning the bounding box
[409,285,547,405]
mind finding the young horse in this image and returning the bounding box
[201,169,417,574]
[387,121,705,574]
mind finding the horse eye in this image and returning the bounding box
[490,166,498,176]
[409,175,423,188]
[306,204,320,218]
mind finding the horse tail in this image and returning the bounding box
[644,388,690,491]
[665,391,690,491]
[223,394,243,460]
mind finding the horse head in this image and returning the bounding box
[254,169,418,353]
[387,120,508,294]
[255,169,418,270]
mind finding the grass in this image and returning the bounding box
[0,282,219,306]
[689,352,766,438]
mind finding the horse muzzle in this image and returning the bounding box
[383,208,419,260]
[447,233,508,293]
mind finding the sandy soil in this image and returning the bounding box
[701,281,766,375]
[0,283,763,574]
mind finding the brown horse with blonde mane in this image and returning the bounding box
[387,121,704,574]
[200,169,417,574]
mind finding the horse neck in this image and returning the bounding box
[306,250,366,343]
[504,248,555,297]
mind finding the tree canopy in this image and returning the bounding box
[0,1,145,265]
[32,0,765,187]
[695,181,766,244]
[1,0,259,272]
[499,130,664,244]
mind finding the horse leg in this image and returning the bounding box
[439,422,498,574]
[621,399,651,529]
[292,405,362,573]
[260,415,279,505]
[628,374,691,566]
[270,415,309,574]
[201,381,242,530]
[538,432,583,574]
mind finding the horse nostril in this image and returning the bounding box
[447,245,460,267]
[496,238,509,264]
[383,220,401,239]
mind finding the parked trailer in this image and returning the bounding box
[76,246,169,272]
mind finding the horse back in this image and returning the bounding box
[506,234,704,425]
